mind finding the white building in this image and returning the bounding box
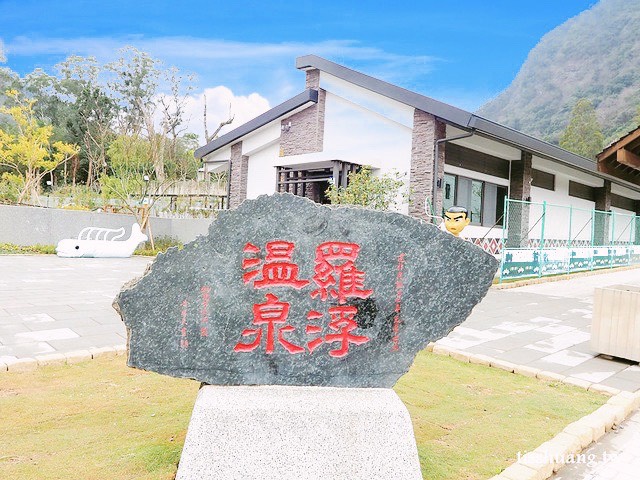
[195,55,640,255]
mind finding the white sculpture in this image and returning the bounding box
[56,223,148,258]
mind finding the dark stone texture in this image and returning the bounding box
[115,194,498,388]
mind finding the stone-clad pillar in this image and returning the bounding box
[635,201,640,245]
[280,69,325,157]
[409,109,446,221]
[506,151,532,248]
[594,180,612,246]
[229,142,248,209]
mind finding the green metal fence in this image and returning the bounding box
[500,199,640,281]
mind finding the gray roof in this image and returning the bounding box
[296,55,597,171]
[197,54,640,193]
[194,89,318,159]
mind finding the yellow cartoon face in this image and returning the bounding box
[443,211,470,237]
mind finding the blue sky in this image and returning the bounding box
[0,0,597,138]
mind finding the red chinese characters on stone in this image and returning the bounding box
[324,306,370,357]
[242,241,310,289]
[311,242,373,304]
[234,240,374,357]
[180,299,189,350]
[233,293,305,354]
[304,307,370,356]
[177,285,212,350]
[200,286,211,338]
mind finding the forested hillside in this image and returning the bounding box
[477,0,640,146]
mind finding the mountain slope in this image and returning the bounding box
[477,0,640,145]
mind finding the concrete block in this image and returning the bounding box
[607,394,636,417]
[469,354,492,366]
[113,344,127,356]
[7,358,38,372]
[537,371,566,383]
[176,385,422,480]
[490,359,516,373]
[514,365,541,378]
[587,383,620,396]
[617,390,640,410]
[432,344,451,356]
[563,377,592,390]
[562,422,594,448]
[593,404,624,430]
[448,349,471,363]
[517,449,555,479]
[35,353,67,366]
[89,346,117,358]
[500,462,542,480]
[65,350,92,364]
[544,432,584,471]
[578,415,606,442]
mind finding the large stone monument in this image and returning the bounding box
[114,194,498,479]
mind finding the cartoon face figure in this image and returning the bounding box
[443,206,470,237]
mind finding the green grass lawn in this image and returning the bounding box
[0,352,604,480]
[0,243,57,254]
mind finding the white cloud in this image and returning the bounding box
[4,36,438,100]
[156,86,270,145]
[0,39,6,62]
[6,36,436,66]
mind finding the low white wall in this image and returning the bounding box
[0,204,214,246]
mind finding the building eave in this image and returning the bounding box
[296,55,640,194]
[194,89,319,159]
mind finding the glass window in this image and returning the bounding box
[443,174,456,213]
[446,173,506,226]
[470,180,483,224]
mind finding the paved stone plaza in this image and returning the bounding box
[439,270,640,393]
[1,254,639,479]
[0,255,151,363]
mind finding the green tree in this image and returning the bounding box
[107,47,194,182]
[100,134,153,209]
[0,90,78,203]
[325,166,405,211]
[559,98,604,159]
[56,56,117,187]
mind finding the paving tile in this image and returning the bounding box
[49,310,99,321]
[70,324,126,336]
[464,344,506,357]
[527,359,574,375]
[489,320,540,334]
[538,350,594,367]
[598,375,640,392]
[0,341,56,357]
[525,331,591,354]
[90,314,122,325]
[493,347,551,365]
[613,366,640,383]
[483,331,551,351]
[568,341,599,355]
[14,328,79,342]
[46,333,126,352]
[24,317,100,332]
[535,324,577,335]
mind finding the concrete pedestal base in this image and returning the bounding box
[175,385,422,480]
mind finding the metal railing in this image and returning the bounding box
[500,199,640,281]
